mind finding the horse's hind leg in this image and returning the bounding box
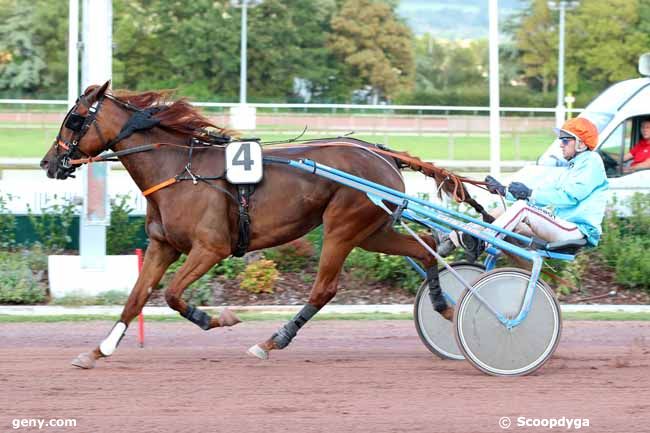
[163,245,241,330]
[247,238,354,360]
[71,239,180,369]
[358,227,453,320]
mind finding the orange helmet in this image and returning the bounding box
[555,117,599,150]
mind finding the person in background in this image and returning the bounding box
[622,118,650,173]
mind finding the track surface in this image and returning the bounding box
[1,320,649,433]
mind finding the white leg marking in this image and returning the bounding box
[99,322,127,356]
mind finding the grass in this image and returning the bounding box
[561,311,650,321]
[0,127,551,160]
[49,290,129,306]
[0,310,648,323]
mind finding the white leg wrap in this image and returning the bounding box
[99,322,127,356]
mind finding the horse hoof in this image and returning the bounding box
[247,344,269,360]
[71,352,95,369]
[218,308,241,327]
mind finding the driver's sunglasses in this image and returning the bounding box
[559,137,575,146]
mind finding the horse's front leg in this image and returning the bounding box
[71,239,180,369]
[163,245,240,331]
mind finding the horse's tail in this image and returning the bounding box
[375,146,495,223]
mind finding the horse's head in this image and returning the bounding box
[40,80,120,179]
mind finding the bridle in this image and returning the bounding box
[53,92,160,179]
[53,93,112,179]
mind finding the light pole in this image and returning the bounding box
[230,0,263,130]
[488,0,501,178]
[548,1,579,127]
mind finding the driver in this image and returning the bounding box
[437,117,609,259]
[622,118,650,173]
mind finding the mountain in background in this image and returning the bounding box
[397,0,526,39]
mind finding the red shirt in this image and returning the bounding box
[630,138,650,164]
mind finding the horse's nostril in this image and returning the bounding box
[40,159,49,170]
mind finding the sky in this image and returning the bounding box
[397,0,525,39]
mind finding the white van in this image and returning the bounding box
[511,53,650,207]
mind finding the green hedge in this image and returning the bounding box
[0,249,47,304]
[394,87,598,113]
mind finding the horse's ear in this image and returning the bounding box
[97,80,111,97]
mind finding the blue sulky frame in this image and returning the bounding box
[268,157,576,331]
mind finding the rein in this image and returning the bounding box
[70,138,490,203]
[68,143,163,165]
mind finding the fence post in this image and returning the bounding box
[136,248,144,348]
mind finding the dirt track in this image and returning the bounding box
[1,320,649,433]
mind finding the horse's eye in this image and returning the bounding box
[65,113,86,131]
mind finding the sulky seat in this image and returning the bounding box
[544,237,589,254]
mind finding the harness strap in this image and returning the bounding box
[233,184,254,257]
[142,177,177,197]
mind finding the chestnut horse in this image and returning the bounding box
[40,82,489,368]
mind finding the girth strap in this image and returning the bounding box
[233,184,254,257]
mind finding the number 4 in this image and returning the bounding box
[232,143,254,171]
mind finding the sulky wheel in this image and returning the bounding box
[413,262,485,360]
[454,268,562,376]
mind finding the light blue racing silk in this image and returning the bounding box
[525,151,609,245]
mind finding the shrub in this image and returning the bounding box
[161,254,215,305]
[614,238,650,290]
[0,192,16,249]
[552,251,591,296]
[27,195,79,252]
[107,194,142,254]
[263,238,315,272]
[0,252,46,304]
[239,259,279,294]
[211,257,246,279]
[599,211,622,268]
[305,226,323,254]
[181,275,214,306]
[597,193,650,291]
[21,244,48,273]
[344,248,421,293]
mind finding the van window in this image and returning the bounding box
[598,119,633,177]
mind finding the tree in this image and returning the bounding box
[512,0,650,95]
[112,0,346,102]
[329,0,415,102]
[0,1,48,95]
[567,0,649,89]
[113,0,241,99]
[513,0,557,93]
[414,36,487,92]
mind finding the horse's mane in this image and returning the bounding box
[112,89,239,139]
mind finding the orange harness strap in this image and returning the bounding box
[142,177,177,197]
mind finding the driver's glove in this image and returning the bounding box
[508,182,532,200]
[485,175,506,195]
